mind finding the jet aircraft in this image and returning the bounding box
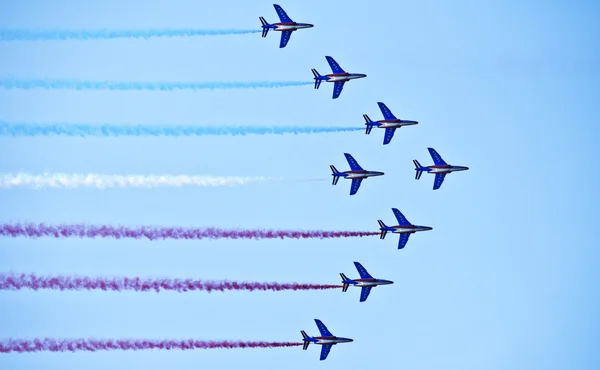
[413,148,469,190]
[259,4,314,48]
[340,262,393,302]
[378,208,432,249]
[364,102,419,145]
[312,56,367,99]
[330,153,384,195]
[301,319,353,361]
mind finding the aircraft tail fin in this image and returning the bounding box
[301,331,310,350]
[413,160,424,180]
[378,220,388,239]
[330,165,341,185]
[364,114,375,134]
[259,17,270,37]
[340,273,350,292]
[312,69,323,89]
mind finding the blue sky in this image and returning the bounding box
[1,0,599,369]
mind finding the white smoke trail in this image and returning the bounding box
[0,173,275,189]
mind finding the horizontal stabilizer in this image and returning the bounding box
[364,115,374,135]
[330,165,340,185]
[377,220,387,239]
[312,69,322,89]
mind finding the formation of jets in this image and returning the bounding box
[260,4,470,361]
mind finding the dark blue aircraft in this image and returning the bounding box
[378,208,433,249]
[312,56,367,99]
[340,262,393,302]
[301,319,353,360]
[259,4,313,48]
[414,148,469,190]
[330,153,384,195]
[364,102,419,145]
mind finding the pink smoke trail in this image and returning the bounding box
[0,223,378,241]
[0,339,302,353]
[0,273,341,292]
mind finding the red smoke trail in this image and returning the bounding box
[0,223,378,240]
[0,339,302,353]
[0,273,341,292]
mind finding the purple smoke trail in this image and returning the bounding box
[0,223,379,241]
[0,273,341,292]
[0,339,302,353]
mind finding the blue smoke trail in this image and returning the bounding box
[0,122,363,137]
[0,79,312,91]
[0,29,261,41]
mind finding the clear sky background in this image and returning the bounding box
[0,0,599,369]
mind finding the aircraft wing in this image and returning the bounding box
[349,178,363,195]
[377,102,397,120]
[344,153,363,171]
[332,81,345,99]
[398,233,411,249]
[279,31,292,48]
[315,319,333,337]
[383,127,396,145]
[320,344,333,361]
[359,286,372,302]
[433,173,446,190]
[392,208,411,226]
[325,56,345,74]
[428,147,447,165]
[273,4,293,22]
[353,262,373,279]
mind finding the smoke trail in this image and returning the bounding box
[0,273,341,292]
[0,122,363,137]
[0,173,274,189]
[0,29,261,41]
[0,338,301,353]
[0,79,312,91]
[0,223,379,241]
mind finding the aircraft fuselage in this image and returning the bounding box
[348,278,394,287]
[313,336,354,345]
[325,73,367,83]
[376,119,419,128]
[388,225,433,234]
[425,165,469,174]
[342,170,384,179]
[272,22,314,31]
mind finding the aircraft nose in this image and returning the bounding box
[308,24,314,28]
